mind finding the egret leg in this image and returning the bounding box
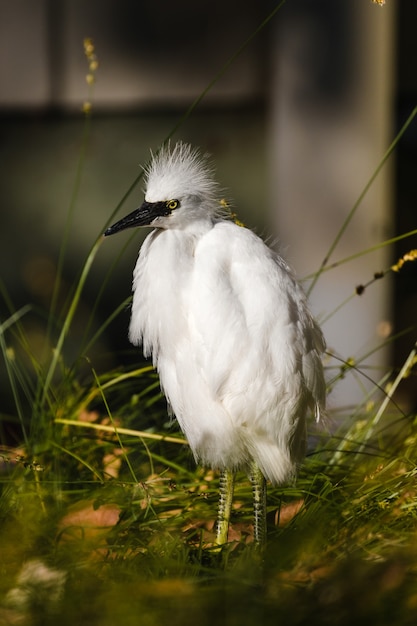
[215,468,235,545]
[249,462,267,546]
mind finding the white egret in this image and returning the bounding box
[105,142,326,546]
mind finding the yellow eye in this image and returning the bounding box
[166,199,179,210]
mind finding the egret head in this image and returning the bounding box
[105,142,222,236]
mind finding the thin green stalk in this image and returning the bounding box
[41,236,104,407]
[308,106,417,296]
[34,470,47,515]
[0,305,31,336]
[54,417,187,446]
[303,228,417,282]
[0,286,45,385]
[90,363,139,483]
[146,451,196,476]
[80,228,135,353]
[320,292,357,326]
[319,261,387,326]
[78,365,155,407]
[51,440,104,482]
[48,115,92,335]
[356,341,417,457]
[47,39,98,337]
[0,328,29,444]
[80,296,132,361]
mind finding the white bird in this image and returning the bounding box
[105,142,326,546]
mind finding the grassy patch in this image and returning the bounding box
[2,11,417,626]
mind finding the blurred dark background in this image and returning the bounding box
[0,0,416,414]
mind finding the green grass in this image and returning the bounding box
[2,8,417,625]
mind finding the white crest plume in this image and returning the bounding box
[144,142,221,206]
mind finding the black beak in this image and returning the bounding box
[104,201,171,236]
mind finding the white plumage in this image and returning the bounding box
[105,142,326,544]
